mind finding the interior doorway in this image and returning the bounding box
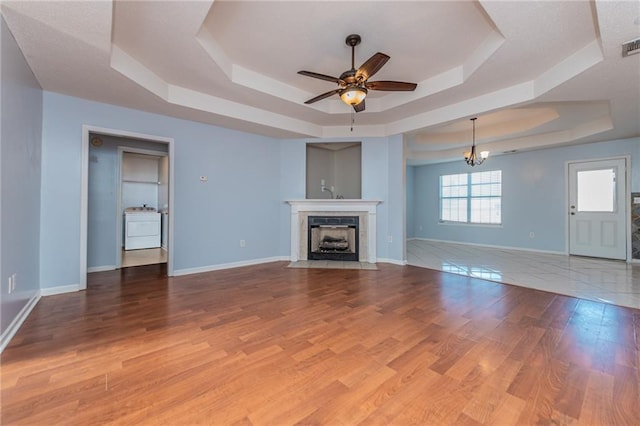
[118,149,169,269]
[568,157,628,260]
[81,126,175,290]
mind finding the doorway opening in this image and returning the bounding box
[119,149,168,268]
[81,126,175,290]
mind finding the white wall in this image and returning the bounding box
[408,137,640,252]
[0,17,43,345]
[122,153,161,210]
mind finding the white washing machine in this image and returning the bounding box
[124,207,161,250]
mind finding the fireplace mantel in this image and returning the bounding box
[286,199,382,263]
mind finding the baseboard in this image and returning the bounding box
[409,237,566,256]
[173,256,289,277]
[377,258,407,266]
[87,265,116,273]
[40,284,82,296]
[0,291,41,353]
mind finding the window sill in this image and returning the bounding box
[438,221,502,228]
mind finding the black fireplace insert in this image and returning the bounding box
[308,216,359,261]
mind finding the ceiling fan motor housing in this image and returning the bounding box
[298,33,417,112]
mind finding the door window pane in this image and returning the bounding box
[577,168,615,212]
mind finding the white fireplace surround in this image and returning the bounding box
[286,200,382,263]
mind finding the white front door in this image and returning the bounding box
[568,158,627,260]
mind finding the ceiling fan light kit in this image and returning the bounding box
[298,34,417,113]
[339,86,367,106]
[464,117,489,167]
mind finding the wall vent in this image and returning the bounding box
[622,38,640,57]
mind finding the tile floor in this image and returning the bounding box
[121,248,167,268]
[406,239,640,309]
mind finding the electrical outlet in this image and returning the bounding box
[529,232,535,238]
[240,239,246,248]
[387,235,393,243]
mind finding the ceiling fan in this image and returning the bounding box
[298,34,417,113]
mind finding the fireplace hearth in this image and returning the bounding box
[308,216,359,261]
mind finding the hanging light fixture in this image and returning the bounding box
[339,86,367,106]
[464,117,489,166]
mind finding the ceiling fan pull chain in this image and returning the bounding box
[350,111,355,132]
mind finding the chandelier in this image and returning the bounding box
[464,117,489,166]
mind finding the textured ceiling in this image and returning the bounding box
[2,0,639,164]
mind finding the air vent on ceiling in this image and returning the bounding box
[622,38,640,57]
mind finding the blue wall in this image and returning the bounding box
[0,17,43,341]
[40,92,283,287]
[408,137,640,252]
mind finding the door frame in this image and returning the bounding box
[116,147,168,269]
[81,125,175,290]
[565,155,631,261]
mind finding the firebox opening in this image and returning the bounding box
[308,216,359,261]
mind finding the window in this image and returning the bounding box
[440,170,501,224]
[576,168,615,212]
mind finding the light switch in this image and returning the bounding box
[634,196,640,204]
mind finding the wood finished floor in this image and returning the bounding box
[1,262,639,425]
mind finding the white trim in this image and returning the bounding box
[438,221,503,229]
[286,200,382,263]
[410,237,566,256]
[81,125,176,291]
[40,284,81,296]
[378,258,407,266]
[80,129,89,290]
[0,291,41,353]
[565,155,631,261]
[173,256,289,277]
[87,265,117,273]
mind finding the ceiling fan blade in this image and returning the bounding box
[304,89,341,104]
[365,81,417,91]
[356,52,390,81]
[298,70,341,84]
[353,100,366,113]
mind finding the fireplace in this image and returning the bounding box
[308,216,359,261]
[286,199,381,263]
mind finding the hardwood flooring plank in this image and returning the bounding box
[1,262,638,425]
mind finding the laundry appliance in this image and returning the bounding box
[124,206,161,250]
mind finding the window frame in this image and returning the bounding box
[439,170,502,225]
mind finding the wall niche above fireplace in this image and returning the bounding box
[306,142,361,199]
